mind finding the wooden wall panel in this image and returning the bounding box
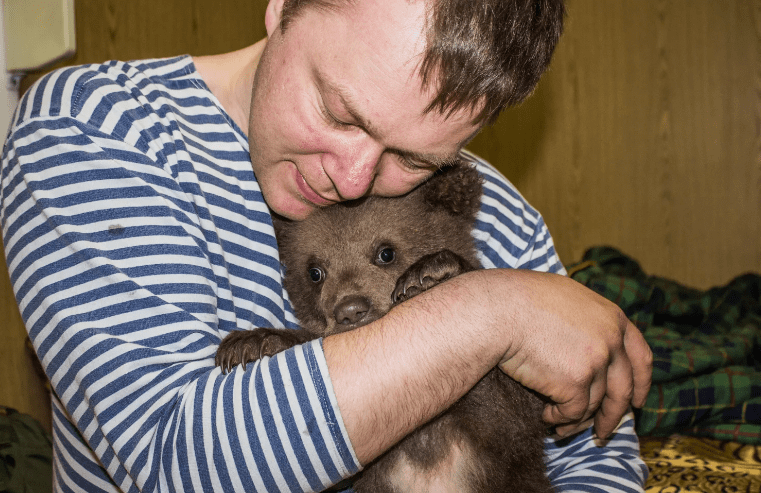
[0,255,51,432]
[469,0,761,288]
[20,0,269,94]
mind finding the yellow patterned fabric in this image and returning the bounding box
[641,435,761,492]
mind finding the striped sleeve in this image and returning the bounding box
[465,150,646,492]
[2,59,359,493]
[545,412,648,493]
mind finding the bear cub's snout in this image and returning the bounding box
[333,295,373,327]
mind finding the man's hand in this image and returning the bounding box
[494,270,653,439]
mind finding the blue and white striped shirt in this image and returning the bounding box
[2,56,647,493]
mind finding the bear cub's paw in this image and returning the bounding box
[392,250,475,305]
[216,328,314,373]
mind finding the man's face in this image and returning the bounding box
[248,0,482,220]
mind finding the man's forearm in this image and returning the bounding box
[324,267,652,464]
[323,269,510,464]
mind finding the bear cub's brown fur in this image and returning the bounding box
[216,164,553,493]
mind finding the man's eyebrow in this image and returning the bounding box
[313,68,470,169]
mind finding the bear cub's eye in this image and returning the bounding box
[376,247,396,264]
[308,266,324,283]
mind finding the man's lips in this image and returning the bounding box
[293,166,336,206]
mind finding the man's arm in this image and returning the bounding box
[2,64,362,493]
[323,267,650,465]
[463,152,650,491]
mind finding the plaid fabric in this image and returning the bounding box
[0,406,52,493]
[567,246,761,444]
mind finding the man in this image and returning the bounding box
[1,0,652,491]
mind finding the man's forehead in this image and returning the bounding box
[310,0,488,127]
[291,0,434,95]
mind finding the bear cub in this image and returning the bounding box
[216,164,553,493]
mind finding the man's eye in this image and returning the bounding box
[308,267,324,283]
[320,97,353,129]
[396,153,437,172]
[325,107,351,127]
[328,114,352,128]
[376,247,396,264]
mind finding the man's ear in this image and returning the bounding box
[265,0,287,37]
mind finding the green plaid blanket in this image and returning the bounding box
[0,406,52,493]
[567,247,761,444]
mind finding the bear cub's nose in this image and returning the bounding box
[334,296,372,326]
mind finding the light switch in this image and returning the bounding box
[4,0,75,72]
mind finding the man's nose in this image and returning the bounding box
[322,135,384,200]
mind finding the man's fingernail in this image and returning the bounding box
[593,435,610,447]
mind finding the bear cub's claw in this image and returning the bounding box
[392,249,475,305]
[216,328,314,373]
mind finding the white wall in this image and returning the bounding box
[0,2,20,141]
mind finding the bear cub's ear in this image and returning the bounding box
[420,162,483,219]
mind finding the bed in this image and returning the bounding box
[567,246,761,491]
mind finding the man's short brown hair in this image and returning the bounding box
[279,0,564,125]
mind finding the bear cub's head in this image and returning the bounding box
[275,163,483,336]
